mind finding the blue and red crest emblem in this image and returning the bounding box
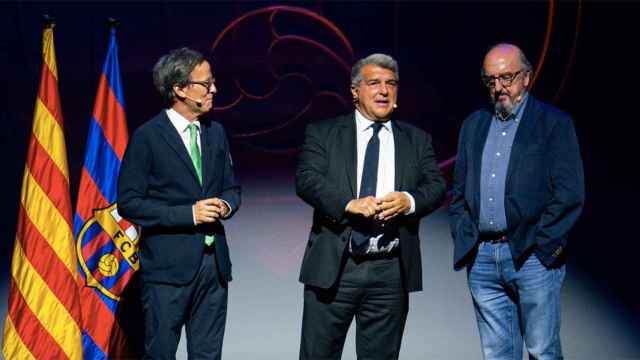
[76,203,140,301]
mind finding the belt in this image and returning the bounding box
[349,249,399,262]
[204,242,217,254]
[478,232,508,244]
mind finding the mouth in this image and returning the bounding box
[496,93,509,102]
[374,99,390,107]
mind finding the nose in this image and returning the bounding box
[379,83,389,95]
[210,83,217,94]
[494,81,504,93]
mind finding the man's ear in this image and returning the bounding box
[524,71,532,89]
[173,84,186,100]
[350,85,358,102]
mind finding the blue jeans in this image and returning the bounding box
[467,242,565,360]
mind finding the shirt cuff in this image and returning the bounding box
[221,200,233,219]
[403,191,416,215]
[192,205,197,225]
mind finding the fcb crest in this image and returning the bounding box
[76,203,140,301]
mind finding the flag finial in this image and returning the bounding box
[42,14,55,29]
[106,17,120,29]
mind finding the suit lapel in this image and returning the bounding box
[472,110,492,216]
[341,113,357,197]
[155,111,201,187]
[392,121,408,191]
[200,120,212,189]
[506,96,536,189]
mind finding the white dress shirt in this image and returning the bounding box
[167,108,201,156]
[353,110,415,253]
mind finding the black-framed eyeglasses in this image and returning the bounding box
[481,70,524,88]
[189,79,215,90]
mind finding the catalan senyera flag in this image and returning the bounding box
[2,25,84,360]
[73,27,138,359]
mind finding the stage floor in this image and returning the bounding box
[179,177,640,360]
[2,175,639,360]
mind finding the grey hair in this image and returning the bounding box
[480,43,533,76]
[351,53,399,87]
[152,47,205,106]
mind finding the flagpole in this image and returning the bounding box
[42,14,55,29]
[106,17,120,29]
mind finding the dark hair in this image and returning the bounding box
[152,47,205,106]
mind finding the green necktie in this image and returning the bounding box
[188,123,215,246]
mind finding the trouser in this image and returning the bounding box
[300,254,408,360]
[468,242,565,360]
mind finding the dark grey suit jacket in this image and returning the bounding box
[296,112,446,292]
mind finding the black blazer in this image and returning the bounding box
[449,95,584,270]
[117,111,240,285]
[295,113,446,292]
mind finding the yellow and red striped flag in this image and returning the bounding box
[2,22,83,360]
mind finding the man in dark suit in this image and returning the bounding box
[296,53,446,360]
[118,47,240,360]
[449,43,584,360]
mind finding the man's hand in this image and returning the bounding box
[378,192,411,221]
[215,198,231,219]
[346,196,381,218]
[193,198,229,224]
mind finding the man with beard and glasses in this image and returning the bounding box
[449,43,584,360]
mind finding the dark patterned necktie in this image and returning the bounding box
[351,122,383,253]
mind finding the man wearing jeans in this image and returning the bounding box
[449,43,584,359]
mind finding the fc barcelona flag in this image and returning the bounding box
[73,25,138,359]
[2,20,84,360]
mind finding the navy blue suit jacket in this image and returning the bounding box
[117,110,240,285]
[449,96,584,270]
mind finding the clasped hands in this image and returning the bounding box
[193,198,229,225]
[346,192,411,221]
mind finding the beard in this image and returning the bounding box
[494,100,512,118]
[492,91,515,119]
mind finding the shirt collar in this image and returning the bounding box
[355,109,392,133]
[496,91,529,122]
[166,108,200,133]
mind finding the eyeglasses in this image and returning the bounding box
[481,70,524,88]
[189,79,215,90]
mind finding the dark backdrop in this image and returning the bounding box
[1,1,639,358]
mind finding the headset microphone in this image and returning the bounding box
[393,103,398,109]
[184,95,203,107]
